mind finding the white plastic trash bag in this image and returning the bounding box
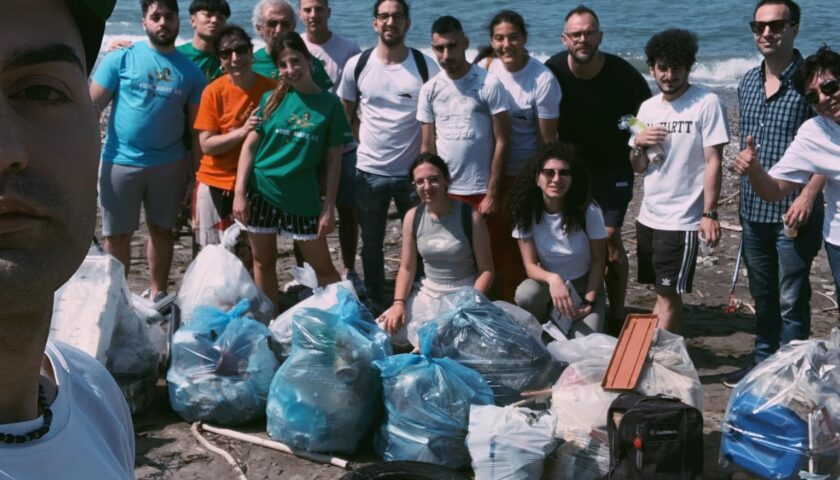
[51,246,124,363]
[468,405,556,480]
[268,262,356,360]
[177,223,273,325]
[106,289,159,376]
[542,428,610,480]
[547,333,616,365]
[637,329,704,410]
[552,359,619,436]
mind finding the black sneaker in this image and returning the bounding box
[723,364,754,388]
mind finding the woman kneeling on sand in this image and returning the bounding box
[507,141,607,337]
[377,154,494,349]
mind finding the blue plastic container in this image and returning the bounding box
[721,393,809,479]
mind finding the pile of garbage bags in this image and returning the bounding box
[177,223,274,325]
[467,404,556,480]
[419,288,565,405]
[167,299,278,424]
[266,287,389,453]
[374,323,494,469]
[720,340,840,479]
[52,247,166,413]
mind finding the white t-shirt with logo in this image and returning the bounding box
[337,49,439,177]
[0,341,135,479]
[416,65,509,195]
[769,115,840,245]
[631,85,730,231]
[512,203,608,281]
[485,56,562,176]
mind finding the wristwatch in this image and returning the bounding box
[631,145,645,157]
[702,210,719,220]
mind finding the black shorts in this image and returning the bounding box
[636,221,699,296]
[245,189,320,240]
[591,170,634,228]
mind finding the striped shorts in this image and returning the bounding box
[635,221,699,296]
[245,189,319,241]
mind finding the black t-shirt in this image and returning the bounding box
[545,51,651,179]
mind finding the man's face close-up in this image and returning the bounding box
[651,60,690,96]
[143,1,180,48]
[374,1,410,48]
[563,12,603,65]
[191,10,227,40]
[299,0,331,36]
[1,0,99,306]
[259,4,296,45]
[752,3,798,58]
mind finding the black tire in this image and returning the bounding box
[341,461,470,480]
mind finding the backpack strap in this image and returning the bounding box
[411,203,426,240]
[460,201,473,245]
[410,48,429,83]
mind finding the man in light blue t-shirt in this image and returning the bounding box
[90,0,206,300]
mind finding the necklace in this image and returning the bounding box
[0,385,52,444]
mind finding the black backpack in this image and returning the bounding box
[607,393,703,480]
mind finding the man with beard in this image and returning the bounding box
[337,0,439,307]
[299,0,365,292]
[1,0,134,476]
[418,16,510,214]
[629,29,729,333]
[90,0,207,301]
[545,5,651,335]
[250,0,332,88]
[177,0,230,81]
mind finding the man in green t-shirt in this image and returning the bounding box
[250,0,333,88]
[176,0,230,81]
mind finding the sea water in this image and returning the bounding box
[103,0,840,89]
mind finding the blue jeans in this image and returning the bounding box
[741,213,822,363]
[355,170,417,304]
[824,241,840,308]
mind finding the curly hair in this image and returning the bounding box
[506,141,592,235]
[644,28,698,68]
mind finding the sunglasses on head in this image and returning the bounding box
[749,19,795,35]
[540,168,572,179]
[218,44,251,59]
[804,79,840,105]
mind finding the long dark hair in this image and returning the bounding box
[507,141,592,234]
[263,31,313,119]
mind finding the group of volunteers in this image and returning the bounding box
[90,0,840,384]
[4,0,840,476]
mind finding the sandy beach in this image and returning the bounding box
[114,88,839,479]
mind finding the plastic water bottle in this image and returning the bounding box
[698,233,713,256]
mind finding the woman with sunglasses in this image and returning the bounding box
[508,141,607,337]
[472,10,562,303]
[233,31,349,314]
[194,25,276,248]
[378,153,494,349]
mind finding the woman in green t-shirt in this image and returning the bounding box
[233,31,349,313]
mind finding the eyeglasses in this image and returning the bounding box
[749,19,795,35]
[413,175,441,187]
[804,79,840,105]
[218,44,251,59]
[375,12,406,22]
[540,168,572,179]
[563,29,599,41]
[264,19,294,30]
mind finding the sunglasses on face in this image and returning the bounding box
[218,44,251,59]
[804,79,840,105]
[749,19,794,35]
[540,168,572,179]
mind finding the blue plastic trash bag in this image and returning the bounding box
[720,340,840,480]
[266,287,391,453]
[374,323,494,469]
[167,299,279,424]
[419,288,565,405]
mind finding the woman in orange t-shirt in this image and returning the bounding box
[193,24,276,246]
